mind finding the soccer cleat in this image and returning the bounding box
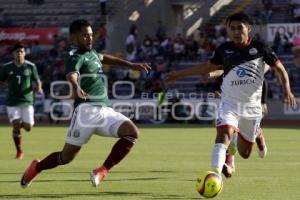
[90,166,108,187]
[222,153,235,178]
[16,151,23,160]
[20,160,40,188]
[256,131,267,158]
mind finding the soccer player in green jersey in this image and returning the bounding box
[20,19,151,188]
[0,43,43,160]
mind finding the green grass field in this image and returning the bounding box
[0,124,299,200]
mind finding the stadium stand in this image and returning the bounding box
[0,0,104,27]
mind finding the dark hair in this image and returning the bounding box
[225,12,252,26]
[69,19,91,35]
[12,43,25,51]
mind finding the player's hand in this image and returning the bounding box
[76,87,88,101]
[36,87,43,95]
[283,90,297,108]
[129,63,152,73]
[262,103,268,115]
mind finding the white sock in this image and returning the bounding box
[211,143,227,174]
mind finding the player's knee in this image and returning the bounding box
[130,125,139,139]
[23,125,32,132]
[239,151,251,159]
[22,123,32,131]
[12,120,22,130]
[118,121,139,139]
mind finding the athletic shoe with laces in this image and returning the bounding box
[20,160,40,188]
[222,153,235,178]
[16,151,23,160]
[256,130,267,158]
[90,166,108,187]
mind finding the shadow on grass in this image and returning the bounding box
[138,123,212,129]
[0,192,200,199]
[0,176,169,184]
[0,170,175,175]
[0,191,152,199]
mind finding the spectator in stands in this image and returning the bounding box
[173,37,185,60]
[126,24,137,50]
[185,35,198,60]
[283,32,294,53]
[160,37,174,60]
[290,0,300,21]
[273,31,283,54]
[126,44,137,62]
[141,35,159,60]
[95,23,107,52]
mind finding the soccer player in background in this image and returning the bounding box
[20,19,151,188]
[166,12,296,178]
[0,43,43,160]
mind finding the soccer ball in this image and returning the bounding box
[196,171,223,198]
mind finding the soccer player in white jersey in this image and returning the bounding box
[207,64,270,177]
[166,12,297,178]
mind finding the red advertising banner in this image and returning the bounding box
[0,28,59,45]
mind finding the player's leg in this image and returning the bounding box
[237,117,261,159]
[213,101,239,177]
[21,105,34,131]
[20,143,82,188]
[222,132,237,178]
[212,126,235,174]
[90,107,138,187]
[102,120,138,169]
[7,106,23,159]
[255,127,267,158]
[237,134,253,159]
[12,119,23,159]
[21,105,93,188]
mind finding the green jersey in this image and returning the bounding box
[65,48,110,106]
[0,60,40,106]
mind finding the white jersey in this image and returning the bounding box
[210,39,279,105]
[221,57,264,103]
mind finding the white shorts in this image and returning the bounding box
[216,100,262,144]
[7,105,35,125]
[65,103,130,146]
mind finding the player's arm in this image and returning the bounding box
[101,53,151,72]
[36,80,43,94]
[261,80,268,115]
[272,61,297,108]
[66,72,88,100]
[31,64,43,94]
[207,70,224,79]
[165,61,221,82]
